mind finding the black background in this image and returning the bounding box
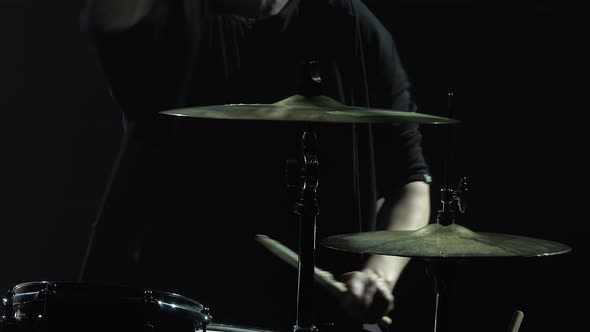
[0,0,586,331]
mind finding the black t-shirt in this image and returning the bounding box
[80,0,431,330]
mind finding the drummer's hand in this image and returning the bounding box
[339,269,395,323]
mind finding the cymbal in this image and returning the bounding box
[160,95,459,124]
[320,223,572,258]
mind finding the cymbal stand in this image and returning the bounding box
[286,61,323,332]
[427,175,468,332]
[428,92,468,332]
[427,260,455,332]
[287,129,320,332]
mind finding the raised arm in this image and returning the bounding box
[89,0,156,30]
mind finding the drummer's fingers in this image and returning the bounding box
[354,277,392,323]
[342,271,367,298]
[373,276,394,303]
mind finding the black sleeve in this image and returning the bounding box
[353,0,433,197]
[80,0,191,121]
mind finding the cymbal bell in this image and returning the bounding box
[320,223,572,259]
[160,95,459,124]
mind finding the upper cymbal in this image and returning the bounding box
[320,223,572,259]
[160,95,459,124]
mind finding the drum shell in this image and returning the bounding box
[1,282,211,332]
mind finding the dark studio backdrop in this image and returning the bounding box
[0,0,586,331]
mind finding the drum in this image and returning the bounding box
[204,323,279,332]
[0,281,212,332]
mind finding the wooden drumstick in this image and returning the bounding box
[255,234,392,327]
[507,310,524,332]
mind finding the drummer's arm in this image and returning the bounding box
[363,181,431,290]
[340,181,430,323]
[338,1,432,324]
[356,0,432,290]
[88,0,156,30]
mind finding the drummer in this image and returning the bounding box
[79,0,432,331]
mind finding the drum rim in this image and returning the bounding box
[6,281,213,328]
[11,281,205,310]
[205,323,280,332]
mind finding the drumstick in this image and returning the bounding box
[255,234,392,327]
[507,310,524,332]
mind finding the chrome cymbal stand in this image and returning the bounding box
[428,92,468,332]
[286,61,322,332]
[287,129,320,332]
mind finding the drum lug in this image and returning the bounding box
[38,282,56,298]
[143,290,156,303]
[1,291,14,319]
[293,325,319,332]
[197,306,212,331]
[142,291,156,331]
[0,291,16,332]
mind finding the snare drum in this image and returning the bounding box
[0,281,212,332]
[204,323,279,332]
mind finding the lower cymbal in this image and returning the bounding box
[160,95,459,124]
[320,223,572,258]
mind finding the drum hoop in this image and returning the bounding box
[205,323,279,332]
[6,281,213,329]
[11,281,204,311]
